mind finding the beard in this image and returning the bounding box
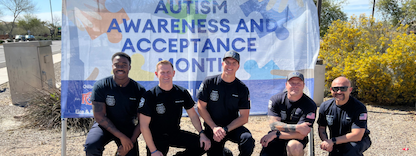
[334,93,345,101]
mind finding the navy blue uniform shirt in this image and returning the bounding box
[91,76,146,128]
[197,74,251,126]
[268,92,317,127]
[317,96,370,138]
[139,84,195,137]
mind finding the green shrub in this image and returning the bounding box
[319,15,416,105]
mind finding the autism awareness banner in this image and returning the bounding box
[61,0,320,118]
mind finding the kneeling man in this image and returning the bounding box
[139,60,210,156]
[260,72,317,156]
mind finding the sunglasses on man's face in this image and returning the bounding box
[331,86,349,92]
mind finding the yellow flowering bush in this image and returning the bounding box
[319,15,416,105]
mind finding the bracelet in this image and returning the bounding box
[199,130,205,135]
[151,149,158,154]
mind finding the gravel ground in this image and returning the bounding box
[0,62,415,156]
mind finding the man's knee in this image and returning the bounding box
[240,132,255,148]
[84,142,104,156]
[238,132,255,155]
[343,142,367,156]
[286,140,304,156]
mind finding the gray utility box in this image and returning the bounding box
[3,41,55,105]
[313,60,325,106]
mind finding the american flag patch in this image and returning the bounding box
[359,113,367,120]
[306,112,315,119]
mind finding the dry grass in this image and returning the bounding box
[21,89,94,133]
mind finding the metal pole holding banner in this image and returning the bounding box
[61,118,67,156]
[309,129,314,156]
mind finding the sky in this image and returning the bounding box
[0,0,376,24]
[1,0,62,24]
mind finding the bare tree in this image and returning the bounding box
[0,0,35,39]
[52,14,61,28]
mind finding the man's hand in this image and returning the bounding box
[116,145,128,156]
[119,136,133,154]
[212,127,227,142]
[200,133,211,151]
[151,150,163,156]
[260,132,277,147]
[320,139,334,152]
[296,122,312,136]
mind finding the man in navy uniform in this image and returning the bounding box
[260,72,317,156]
[84,52,146,156]
[317,76,371,155]
[139,60,210,156]
[197,50,255,156]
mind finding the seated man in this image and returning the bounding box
[139,60,210,156]
[260,72,317,156]
[317,76,371,156]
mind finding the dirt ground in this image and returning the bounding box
[1,83,415,156]
[0,62,416,155]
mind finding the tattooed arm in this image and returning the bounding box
[318,126,329,141]
[269,116,312,135]
[269,116,311,138]
[92,101,133,153]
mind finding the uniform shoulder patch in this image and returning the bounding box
[268,100,273,109]
[306,112,316,119]
[359,113,367,120]
[139,97,145,108]
[198,83,204,92]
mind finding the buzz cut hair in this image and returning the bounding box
[156,60,174,71]
[111,52,131,65]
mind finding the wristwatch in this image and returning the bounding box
[275,131,281,139]
[331,137,337,145]
[199,130,205,135]
[223,126,229,133]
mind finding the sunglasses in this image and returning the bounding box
[331,86,349,92]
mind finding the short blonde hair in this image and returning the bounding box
[156,60,174,71]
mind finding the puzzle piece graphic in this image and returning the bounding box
[129,53,154,81]
[244,60,285,80]
[240,0,294,40]
[64,0,129,43]
[165,1,208,34]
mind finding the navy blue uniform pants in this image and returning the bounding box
[147,130,205,156]
[329,136,371,156]
[204,123,255,156]
[84,123,139,156]
[260,131,308,156]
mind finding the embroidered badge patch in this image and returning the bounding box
[210,90,219,101]
[326,115,334,126]
[106,95,115,106]
[156,103,166,114]
[281,111,287,120]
